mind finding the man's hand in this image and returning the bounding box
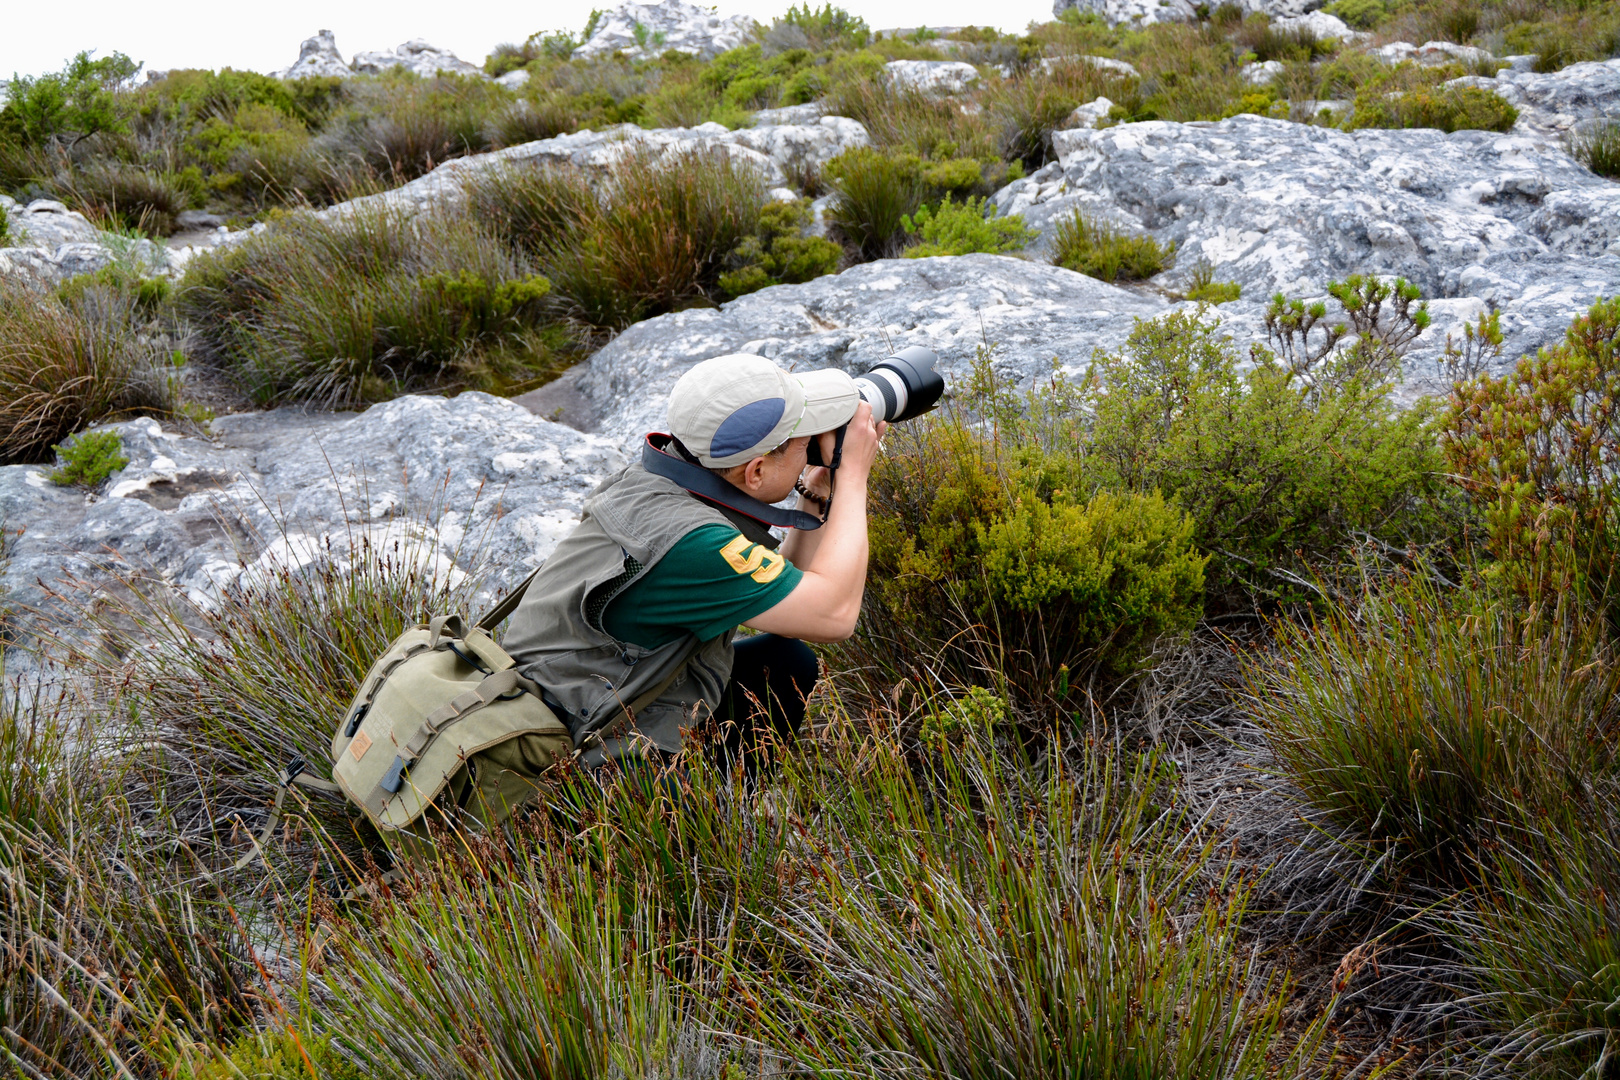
[835,400,888,482]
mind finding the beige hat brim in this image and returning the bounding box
[793,368,861,436]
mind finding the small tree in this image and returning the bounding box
[1,51,141,148]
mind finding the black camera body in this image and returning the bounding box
[807,346,944,468]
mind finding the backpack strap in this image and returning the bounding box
[477,567,543,633]
[231,757,345,873]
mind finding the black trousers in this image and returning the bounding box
[712,634,819,775]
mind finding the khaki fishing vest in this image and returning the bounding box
[501,460,780,765]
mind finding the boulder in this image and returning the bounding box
[572,0,757,61]
[496,69,531,88]
[1448,57,1620,140]
[1373,40,1495,67]
[0,197,168,286]
[885,60,981,97]
[273,30,353,80]
[993,115,1620,379]
[1039,56,1140,78]
[1272,11,1356,40]
[0,397,625,673]
[312,116,870,221]
[1052,0,1325,27]
[1243,60,1285,86]
[1067,96,1116,130]
[351,39,485,78]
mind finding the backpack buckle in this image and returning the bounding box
[278,756,308,787]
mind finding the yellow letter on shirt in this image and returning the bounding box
[719,535,787,584]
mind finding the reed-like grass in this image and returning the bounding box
[824,146,923,261]
[1051,209,1174,281]
[1249,577,1620,879]
[0,277,174,463]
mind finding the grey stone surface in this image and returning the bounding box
[307,115,870,223]
[1372,40,1495,67]
[1447,58,1620,140]
[0,198,169,286]
[1272,10,1355,39]
[273,30,353,80]
[573,0,757,61]
[1052,0,1326,27]
[885,60,981,97]
[993,115,1620,380]
[351,39,486,79]
[0,397,624,671]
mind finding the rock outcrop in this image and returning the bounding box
[312,116,870,222]
[0,197,168,286]
[572,0,757,61]
[885,60,981,97]
[1445,57,1620,140]
[350,39,485,78]
[273,30,354,80]
[0,395,624,671]
[993,114,1620,371]
[1052,0,1325,27]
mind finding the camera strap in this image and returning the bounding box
[642,434,825,532]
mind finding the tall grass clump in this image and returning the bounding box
[824,146,924,261]
[1445,799,1620,1078]
[1250,577,1620,879]
[1051,209,1173,281]
[1570,117,1620,179]
[0,277,174,463]
[991,58,1129,169]
[761,733,1328,1079]
[466,148,764,328]
[179,206,558,405]
[315,73,501,185]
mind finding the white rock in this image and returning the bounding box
[752,101,826,126]
[1040,55,1139,78]
[1272,11,1356,41]
[1052,0,1323,28]
[351,39,486,79]
[885,60,981,98]
[1375,40,1496,67]
[1067,96,1116,130]
[272,29,352,80]
[496,69,531,88]
[573,0,757,61]
[1243,60,1285,86]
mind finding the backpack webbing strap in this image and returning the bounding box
[371,667,544,804]
[232,757,345,873]
[340,640,436,738]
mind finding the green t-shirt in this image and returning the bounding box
[601,524,803,649]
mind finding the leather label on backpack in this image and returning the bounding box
[350,730,373,761]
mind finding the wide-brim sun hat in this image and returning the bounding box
[668,353,861,468]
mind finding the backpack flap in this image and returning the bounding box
[332,630,568,831]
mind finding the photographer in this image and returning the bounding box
[501,353,888,771]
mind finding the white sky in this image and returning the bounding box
[4,0,1057,82]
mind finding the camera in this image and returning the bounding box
[808,346,944,468]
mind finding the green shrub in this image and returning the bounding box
[0,278,172,463]
[775,3,872,50]
[856,394,1205,710]
[1249,576,1620,880]
[1323,0,1388,29]
[1051,210,1173,281]
[1230,14,1336,63]
[717,199,843,298]
[0,51,139,147]
[56,263,172,314]
[55,164,194,235]
[1183,260,1242,303]
[990,59,1130,169]
[901,195,1037,257]
[173,1030,363,1080]
[48,429,129,487]
[1350,83,1518,132]
[825,146,924,261]
[1443,297,1620,627]
[1084,294,1445,606]
[179,207,559,404]
[1570,117,1620,179]
[825,71,998,162]
[318,73,500,184]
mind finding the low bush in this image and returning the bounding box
[990,58,1130,169]
[0,278,173,463]
[1182,258,1242,303]
[1323,0,1388,29]
[1250,576,1620,881]
[826,72,998,162]
[1350,83,1518,132]
[1231,14,1336,63]
[1443,296,1620,629]
[901,195,1037,257]
[316,73,501,185]
[856,394,1205,710]
[1083,287,1446,606]
[717,198,843,298]
[825,146,924,261]
[56,164,194,235]
[172,1030,363,1080]
[48,428,129,487]
[180,207,559,404]
[1050,209,1173,281]
[1570,117,1620,179]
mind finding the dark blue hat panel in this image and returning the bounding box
[710,397,788,458]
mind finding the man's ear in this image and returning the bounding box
[740,455,767,493]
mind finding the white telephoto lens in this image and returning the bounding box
[853,369,910,422]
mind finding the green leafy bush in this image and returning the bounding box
[824,146,924,261]
[1323,0,1388,29]
[48,429,129,488]
[179,207,560,404]
[1350,83,1518,132]
[1250,576,1620,880]
[1182,259,1242,303]
[173,1030,363,1080]
[1084,292,1444,606]
[1051,210,1173,281]
[901,195,1036,257]
[1443,296,1620,626]
[775,3,872,51]
[0,51,140,147]
[0,278,172,463]
[856,394,1205,710]
[56,264,173,315]
[717,199,843,298]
